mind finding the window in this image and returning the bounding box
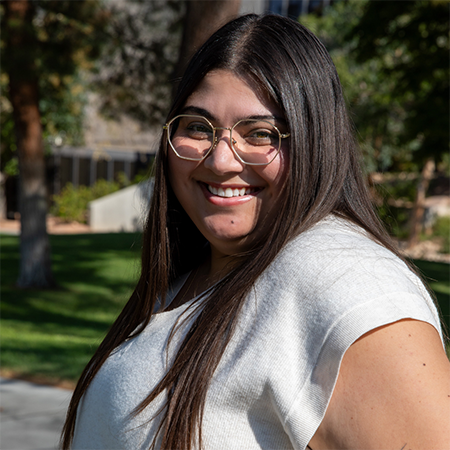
[267,0,332,18]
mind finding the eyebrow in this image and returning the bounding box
[180,105,287,125]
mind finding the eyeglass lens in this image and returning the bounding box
[168,115,282,164]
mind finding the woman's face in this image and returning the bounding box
[168,70,289,260]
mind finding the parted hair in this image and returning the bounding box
[61,14,401,450]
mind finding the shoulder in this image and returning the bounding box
[310,318,450,450]
[258,216,438,329]
[295,216,438,340]
[252,217,445,449]
[275,215,411,282]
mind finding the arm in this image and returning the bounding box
[309,319,450,450]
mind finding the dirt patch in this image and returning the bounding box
[0,368,75,390]
[0,216,91,235]
[398,238,450,264]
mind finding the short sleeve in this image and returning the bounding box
[249,218,442,449]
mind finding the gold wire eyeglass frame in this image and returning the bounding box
[163,114,290,166]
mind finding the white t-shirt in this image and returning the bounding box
[72,217,442,450]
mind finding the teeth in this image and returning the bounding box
[207,185,254,198]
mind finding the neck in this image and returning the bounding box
[163,246,242,312]
[208,246,242,281]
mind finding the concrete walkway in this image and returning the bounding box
[0,377,72,450]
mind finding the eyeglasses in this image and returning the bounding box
[163,114,290,166]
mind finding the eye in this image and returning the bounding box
[187,123,211,133]
[245,128,277,146]
[251,130,273,139]
[184,121,213,139]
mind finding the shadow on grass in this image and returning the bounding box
[1,339,97,383]
[2,236,141,320]
[1,233,142,381]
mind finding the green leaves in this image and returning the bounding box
[302,1,401,172]
[301,0,449,172]
[51,179,121,223]
[0,1,108,171]
[348,0,449,164]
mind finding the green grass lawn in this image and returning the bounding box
[1,233,142,386]
[1,233,449,387]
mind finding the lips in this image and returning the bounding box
[206,184,258,198]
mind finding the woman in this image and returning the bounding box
[62,14,449,450]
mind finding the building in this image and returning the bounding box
[242,0,333,17]
[49,93,156,193]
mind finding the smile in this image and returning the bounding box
[206,184,258,198]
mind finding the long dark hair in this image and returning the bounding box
[62,14,402,449]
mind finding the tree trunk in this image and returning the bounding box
[4,0,54,288]
[172,0,241,96]
[0,172,6,220]
[407,158,435,249]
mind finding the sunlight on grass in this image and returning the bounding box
[430,282,450,295]
[413,259,450,333]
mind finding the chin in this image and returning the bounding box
[207,230,258,256]
[203,221,254,241]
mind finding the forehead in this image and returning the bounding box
[183,70,283,122]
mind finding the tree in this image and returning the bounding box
[1,0,108,287]
[349,0,448,164]
[302,1,414,174]
[1,0,242,288]
[0,75,18,220]
[172,0,241,93]
[302,0,449,243]
[91,0,185,127]
[93,0,241,126]
[348,0,449,246]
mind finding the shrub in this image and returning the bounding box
[376,203,411,240]
[373,179,416,240]
[433,216,450,254]
[52,180,120,223]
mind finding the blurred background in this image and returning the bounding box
[1,0,449,387]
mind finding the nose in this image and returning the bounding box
[203,133,244,174]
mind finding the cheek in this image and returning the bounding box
[261,149,290,190]
[167,151,179,183]
[168,152,188,194]
[167,154,201,220]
